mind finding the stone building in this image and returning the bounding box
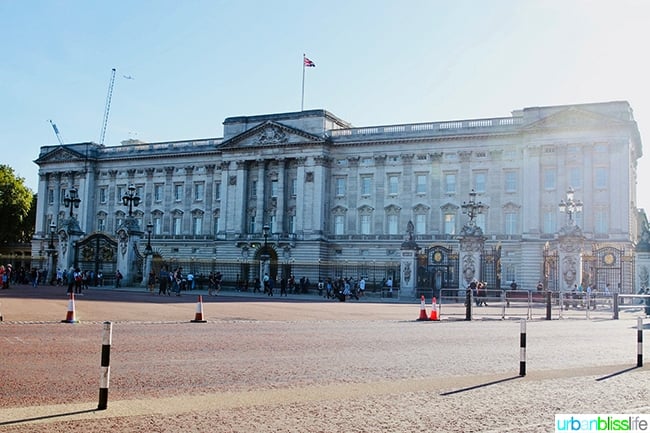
[32,101,645,296]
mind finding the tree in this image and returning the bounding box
[0,165,34,245]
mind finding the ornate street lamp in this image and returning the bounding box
[122,184,141,217]
[558,187,583,225]
[461,189,484,226]
[145,222,153,254]
[63,187,81,218]
[48,221,57,250]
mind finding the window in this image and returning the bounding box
[214,182,221,201]
[48,189,54,205]
[595,167,608,189]
[116,186,124,203]
[569,167,582,189]
[387,214,398,235]
[416,174,427,194]
[192,216,202,235]
[445,173,456,194]
[194,183,204,201]
[388,175,399,195]
[136,185,144,199]
[97,217,106,232]
[415,214,426,234]
[288,214,295,234]
[174,184,183,201]
[153,216,162,235]
[474,172,487,193]
[504,212,518,235]
[360,214,371,235]
[213,215,220,235]
[595,210,608,234]
[99,188,107,204]
[334,215,345,235]
[271,180,279,198]
[444,213,455,235]
[290,178,297,196]
[476,213,487,234]
[173,216,182,235]
[249,216,256,234]
[154,184,163,202]
[115,216,124,231]
[361,176,372,196]
[250,180,257,198]
[543,211,556,234]
[335,177,346,196]
[543,168,556,190]
[504,172,517,193]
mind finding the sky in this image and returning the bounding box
[2,0,650,210]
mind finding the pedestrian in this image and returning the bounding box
[386,277,393,297]
[358,277,366,297]
[280,276,288,296]
[645,288,650,317]
[115,270,123,288]
[215,271,222,295]
[158,266,169,295]
[74,268,83,294]
[147,269,156,294]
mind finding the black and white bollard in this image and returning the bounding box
[519,319,527,376]
[98,321,113,410]
[638,317,644,368]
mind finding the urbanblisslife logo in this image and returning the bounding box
[555,415,650,432]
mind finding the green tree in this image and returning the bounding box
[0,165,34,245]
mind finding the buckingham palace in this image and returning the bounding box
[32,100,650,296]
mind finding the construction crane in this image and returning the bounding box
[99,68,116,145]
[48,119,64,145]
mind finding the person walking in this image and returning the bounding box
[158,266,169,295]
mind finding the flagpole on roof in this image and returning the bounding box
[301,53,306,111]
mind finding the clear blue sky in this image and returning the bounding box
[2,0,649,211]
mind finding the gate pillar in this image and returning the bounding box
[116,217,143,287]
[400,221,419,298]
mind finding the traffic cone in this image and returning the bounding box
[417,295,429,321]
[429,296,439,321]
[61,292,78,323]
[191,295,207,323]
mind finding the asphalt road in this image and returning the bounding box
[1,285,648,433]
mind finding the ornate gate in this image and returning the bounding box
[418,246,459,297]
[480,244,502,290]
[75,233,118,286]
[581,246,635,293]
[542,242,560,291]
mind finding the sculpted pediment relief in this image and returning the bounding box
[34,146,87,164]
[524,107,625,131]
[219,121,326,150]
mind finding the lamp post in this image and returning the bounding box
[145,222,153,254]
[461,189,484,227]
[63,187,81,218]
[122,184,141,217]
[48,221,57,250]
[558,187,583,225]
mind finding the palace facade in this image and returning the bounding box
[32,101,646,295]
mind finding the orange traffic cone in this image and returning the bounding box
[417,295,429,321]
[62,292,78,323]
[191,295,207,323]
[429,296,439,321]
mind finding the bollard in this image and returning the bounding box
[519,319,526,376]
[545,291,552,320]
[465,290,472,321]
[98,321,113,410]
[613,293,619,320]
[638,317,643,368]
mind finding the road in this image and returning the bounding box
[0,285,648,432]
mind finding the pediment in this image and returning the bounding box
[218,121,327,150]
[524,107,626,131]
[34,145,88,164]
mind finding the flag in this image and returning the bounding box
[304,56,316,67]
